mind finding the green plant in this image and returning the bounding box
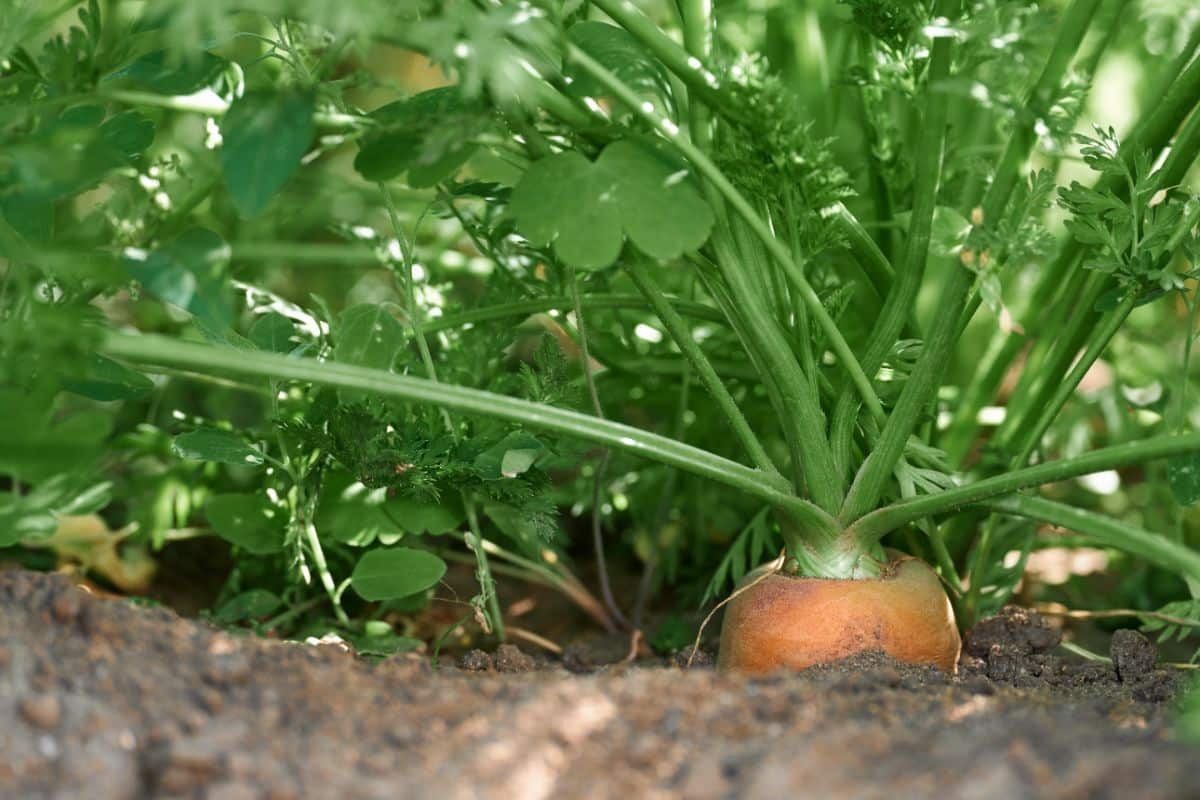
[2,0,1200,656]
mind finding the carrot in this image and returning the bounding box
[717,555,960,674]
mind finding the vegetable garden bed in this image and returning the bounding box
[3,568,1198,799]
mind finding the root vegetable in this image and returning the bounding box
[717,555,960,674]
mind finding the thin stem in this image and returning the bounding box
[569,268,630,629]
[985,494,1200,585]
[626,259,780,476]
[588,0,732,116]
[380,187,454,433]
[839,0,1100,521]
[425,294,726,333]
[464,500,506,640]
[564,42,883,513]
[100,88,365,129]
[830,1,955,475]
[101,332,836,533]
[1008,293,1136,466]
[849,431,1200,542]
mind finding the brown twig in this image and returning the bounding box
[687,552,785,667]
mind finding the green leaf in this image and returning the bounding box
[0,390,111,482]
[172,429,265,466]
[62,354,154,402]
[509,139,713,269]
[124,228,232,331]
[474,432,543,479]
[333,304,406,371]
[220,91,315,216]
[98,110,156,164]
[1169,453,1200,506]
[348,627,423,657]
[565,22,671,112]
[351,547,447,601]
[248,312,299,353]
[0,492,58,547]
[205,493,286,554]
[353,87,484,187]
[213,589,282,624]
[105,50,227,94]
[389,495,465,535]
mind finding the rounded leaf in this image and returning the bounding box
[351,547,447,601]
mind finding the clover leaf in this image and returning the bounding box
[509,139,713,270]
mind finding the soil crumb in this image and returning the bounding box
[2,571,1197,799]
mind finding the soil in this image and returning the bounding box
[2,570,1198,800]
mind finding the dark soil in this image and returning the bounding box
[2,570,1198,799]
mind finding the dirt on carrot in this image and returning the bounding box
[1,569,1197,800]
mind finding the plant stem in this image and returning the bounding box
[830,0,955,476]
[839,0,1100,521]
[423,295,726,333]
[589,0,732,115]
[849,431,1200,542]
[1008,292,1136,466]
[101,331,838,534]
[569,267,630,629]
[565,43,885,442]
[100,88,365,129]
[626,259,780,476]
[985,494,1200,585]
[463,500,505,640]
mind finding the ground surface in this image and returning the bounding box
[2,569,1198,800]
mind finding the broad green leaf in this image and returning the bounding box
[351,547,447,601]
[349,627,423,657]
[509,139,713,270]
[354,87,484,187]
[1169,454,1200,506]
[62,354,154,402]
[98,110,156,164]
[894,206,971,259]
[205,493,286,554]
[5,106,155,201]
[389,495,465,535]
[124,228,232,331]
[105,50,227,94]
[172,429,265,466]
[565,22,671,113]
[0,389,111,482]
[474,432,543,479]
[333,304,406,371]
[213,589,282,624]
[220,91,315,216]
[248,312,299,353]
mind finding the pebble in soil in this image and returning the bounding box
[1,571,1197,799]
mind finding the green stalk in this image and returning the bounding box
[985,495,1200,586]
[944,42,1200,461]
[101,331,838,535]
[678,0,714,151]
[994,107,1200,458]
[564,44,886,431]
[839,0,1102,521]
[1008,293,1136,466]
[849,431,1200,542]
[626,259,781,477]
[589,0,731,115]
[706,212,838,506]
[562,44,846,508]
[830,0,955,476]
